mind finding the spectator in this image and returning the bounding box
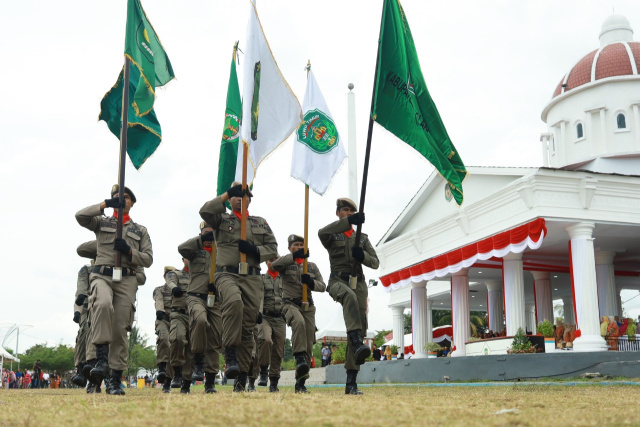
[23,370,31,389]
[32,360,42,389]
[372,344,381,362]
[398,353,404,360]
[43,371,50,388]
[321,344,331,367]
[384,345,392,360]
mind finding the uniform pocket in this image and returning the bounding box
[191,257,206,273]
[100,227,116,245]
[126,304,136,332]
[330,239,346,259]
[250,226,266,246]
[126,231,141,249]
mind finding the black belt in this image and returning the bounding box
[171,308,187,315]
[283,298,313,308]
[187,292,207,301]
[263,309,282,318]
[330,272,363,282]
[92,265,137,276]
[216,266,261,275]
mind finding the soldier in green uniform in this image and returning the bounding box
[257,257,286,392]
[153,268,174,393]
[318,198,378,395]
[75,185,153,396]
[179,222,223,394]
[247,322,261,392]
[199,183,278,392]
[272,234,326,393]
[71,262,91,388]
[166,261,193,393]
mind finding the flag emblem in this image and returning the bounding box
[296,109,339,154]
[222,114,240,142]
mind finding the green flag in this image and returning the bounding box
[372,0,467,205]
[217,45,242,197]
[124,0,175,117]
[99,65,161,170]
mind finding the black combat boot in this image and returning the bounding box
[224,347,240,379]
[294,377,309,394]
[192,353,205,381]
[268,377,279,393]
[345,369,363,395]
[90,344,110,384]
[108,370,125,396]
[204,372,217,394]
[347,330,371,365]
[157,362,168,383]
[233,372,248,392]
[72,364,87,387]
[170,366,182,388]
[180,379,191,394]
[82,359,95,381]
[162,377,171,393]
[247,377,256,392]
[257,365,268,386]
[95,382,102,393]
[86,381,96,394]
[294,353,310,379]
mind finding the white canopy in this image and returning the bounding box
[1,347,19,363]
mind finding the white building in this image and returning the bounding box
[376,15,640,358]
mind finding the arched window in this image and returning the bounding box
[576,123,584,139]
[617,113,626,129]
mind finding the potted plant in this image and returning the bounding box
[537,320,555,353]
[390,345,399,359]
[507,328,537,354]
[424,342,441,358]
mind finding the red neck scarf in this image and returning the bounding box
[204,246,213,253]
[113,211,131,224]
[295,258,304,265]
[267,270,279,279]
[232,210,249,220]
[344,226,354,238]
[184,267,190,273]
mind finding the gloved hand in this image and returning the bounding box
[208,282,217,296]
[200,231,214,244]
[351,246,365,262]
[238,239,259,255]
[104,197,125,209]
[156,311,165,321]
[114,238,131,255]
[172,287,184,297]
[227,184,244,198]
[301,274,315,290]
[347,212,365,225]
[73,311,81,324]
[75,294,88,306]
[256,312,263,324]
[292,248,309,259]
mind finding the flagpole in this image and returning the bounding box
[239,141,249,275]
[114,56,131,282]
[300,60,312,311]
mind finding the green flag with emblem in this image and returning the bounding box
[372,0,467,205]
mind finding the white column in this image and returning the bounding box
[525,304,537,334]
[503,252,526,336]
[426,299,433,343]
[485,280,504,333]
[562,296,575,325]
[566,222,607,351]
[346,85,358,205]
[595,251,617,318]
[411,281,428,359]
[617,290,623,317]
[451,269,470,357]
[532,271,553,323]
[391,305,405,358]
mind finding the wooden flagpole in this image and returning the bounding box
[239,141,249,275]
[301,60,311,311]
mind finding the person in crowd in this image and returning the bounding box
[372,344,381,362]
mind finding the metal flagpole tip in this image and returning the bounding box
[348,83,354,91]
[302,301,309,312]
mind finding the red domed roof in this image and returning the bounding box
[552,42,640,98]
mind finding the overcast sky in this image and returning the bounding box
[2,0,639,353]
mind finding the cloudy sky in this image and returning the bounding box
[2,0,639,353]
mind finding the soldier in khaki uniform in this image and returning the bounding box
[166,261,193,393]
[153,268,174,392]
[179,222,223,394]
[71,262,91,388]
[272,234,326,393]
[199,183,277,392]
[75,185,153,396]
[257,258,286,392]
[318,198,378,395]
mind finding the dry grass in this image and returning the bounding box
[1,383,639,426]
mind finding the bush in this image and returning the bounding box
[424,342,442,352]
[508,328,536,353]
[537,320,555,338]
[330,343,347,365]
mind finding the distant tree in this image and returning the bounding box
[19,344,74,373]
[373,330,392,347]
[283,338,293,362]
[127,325,156,376]
[435,311,488,336]
[403,313,412,334]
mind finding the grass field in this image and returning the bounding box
[2,383,639,426]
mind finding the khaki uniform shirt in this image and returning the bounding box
[318,217,379,274]
[165,269,190,310]
[75,204,153,270]
[271,254,326,304]
[199,196,277,268]
[178,236,211,295]
[153,284,172,314]
[262,272,284,314]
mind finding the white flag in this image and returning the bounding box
[291,69,346,195]
[235,1,302,185]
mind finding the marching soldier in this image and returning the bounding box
[257,257,286,392]
[247,322,261,392]
[179,222,223,394]
[166,261,193,394]
[153,268,174,393]
[272,234,326,393]
[75,185,153,396]
[318,198,378,395]
[71,261,91,388]
[199,183,278,392]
